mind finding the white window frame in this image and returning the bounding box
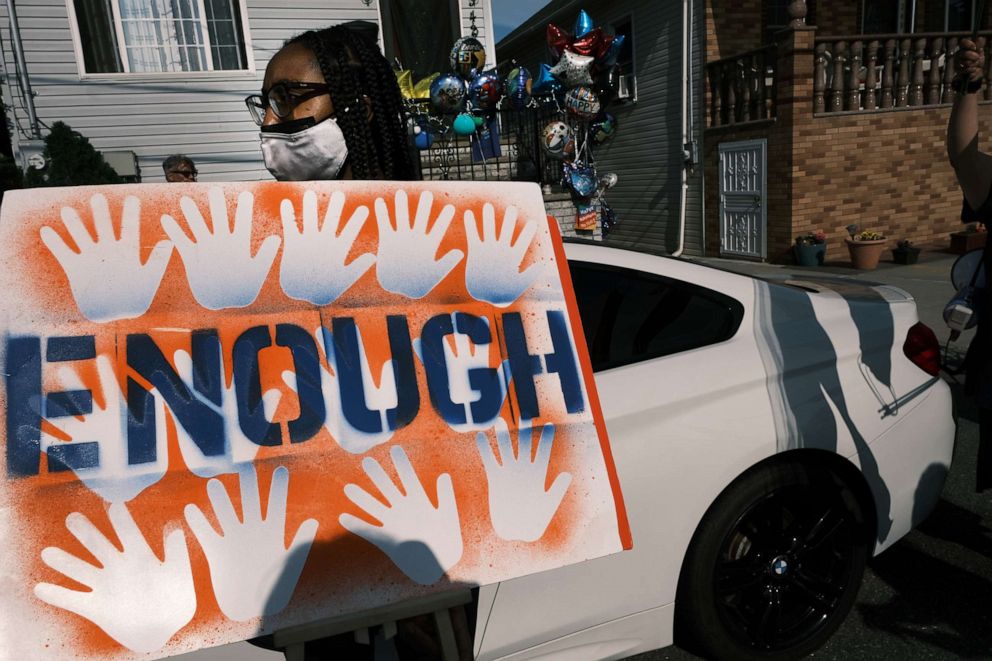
[66,0,256,80]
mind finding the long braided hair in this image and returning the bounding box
[287,25,415,180]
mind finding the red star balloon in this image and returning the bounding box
[569,27,604,57]
[547,23,571,62]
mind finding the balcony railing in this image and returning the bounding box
[815,31,992,113]
[706,45,777,128]
[410,104,563,186]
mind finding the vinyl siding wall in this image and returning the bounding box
[0,0,492,182]
[496,0,704,256]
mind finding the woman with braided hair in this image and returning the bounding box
[246,21,414,181]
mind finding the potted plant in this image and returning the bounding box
[845,225,887,270]
[892,239,922,265]
[794,230,827,266]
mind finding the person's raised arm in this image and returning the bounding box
[948,37,992,211]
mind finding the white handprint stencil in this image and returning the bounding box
[41,355,168,504]
[279,190,375,305]
[340,446,462,585]
[412,313,510,433]
[184,464,318,622]
[170,347,282,478]
[161,187,281,310]
[463,203,541,307]
[374,189,464,298]
[476,418,571,542]
[34,502,196,653]
[40,193,173,322]
[283,326,397,454]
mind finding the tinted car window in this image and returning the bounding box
[568,260,744,372]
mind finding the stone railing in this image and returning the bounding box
[814,31,992,113]
[706,45,778,127]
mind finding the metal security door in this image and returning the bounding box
[719,139,767,259]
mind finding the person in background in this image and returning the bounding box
[946,36,992,492]
[245,21,414,181]
[162,154,198,182]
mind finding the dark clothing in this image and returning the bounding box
[980,407,992,491]
[961,194,992,490]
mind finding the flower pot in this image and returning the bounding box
[846,238,887,270]
[794,242,826,266]
[892,247,921,265]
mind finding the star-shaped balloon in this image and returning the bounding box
[574,9,594,38]
[569,27,604,57]
[550,49,594,87]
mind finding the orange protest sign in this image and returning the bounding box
[0,181,629,659]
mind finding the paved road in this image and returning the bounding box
[631,250,992,661]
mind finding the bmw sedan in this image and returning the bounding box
[183,241,954,661]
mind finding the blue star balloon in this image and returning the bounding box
[532,63,563,97]
[574,9,594,39]
[602,34,625,67]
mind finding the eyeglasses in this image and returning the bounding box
[245,81,332,126]
[166,169,197,181]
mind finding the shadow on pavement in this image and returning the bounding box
[859,487,992,658]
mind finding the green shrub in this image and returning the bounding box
[24,121,120,187]
[0,154,23,203]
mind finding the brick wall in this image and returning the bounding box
[544,192,603,240]
[706,0,763,62]
[704,26,985,264]
[814,1,859,35]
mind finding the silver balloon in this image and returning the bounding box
[599,172,619,190]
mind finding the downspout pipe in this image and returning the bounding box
[6,0,40,139]
[671,0,690,256]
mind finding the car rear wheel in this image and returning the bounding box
[675,461,869,661]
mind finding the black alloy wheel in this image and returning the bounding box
[675,461,869,661]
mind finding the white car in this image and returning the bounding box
[185,241,954,661]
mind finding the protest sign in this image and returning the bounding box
[0,181,630,659]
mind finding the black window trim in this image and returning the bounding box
[568,259,746,373]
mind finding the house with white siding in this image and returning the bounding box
[0,0,496,182]
[497,0,704,256]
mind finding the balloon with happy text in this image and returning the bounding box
[565,86,601,119]
[429,73,467,114]
[550,50,594,87]
[590,112,618,144]
[506,66,533,110]
[574,9,594,38]
[450,37,486,80]
[547,23,571,62]
[468,69,503,111]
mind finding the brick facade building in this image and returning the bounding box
[705,0,992,262]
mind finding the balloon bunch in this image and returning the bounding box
[422,37,505,138]
[536,10,624,234]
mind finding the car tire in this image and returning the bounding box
[675,461,869,661]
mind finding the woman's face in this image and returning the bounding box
[260,43,335,127]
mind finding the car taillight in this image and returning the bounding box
[903,322,941,376]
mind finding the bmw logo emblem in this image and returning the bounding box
[772,556,789,576]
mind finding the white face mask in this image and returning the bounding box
[260,116,350,181]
